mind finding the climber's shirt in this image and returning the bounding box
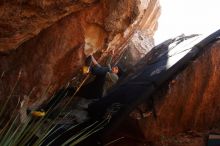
[89,56,119,97]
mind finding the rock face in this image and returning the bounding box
[143,41,220,146]
[117,30,154,71]
[108,41,220,146]
[0,0,160,116]
[1,1,220,145]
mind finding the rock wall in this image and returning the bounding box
[143,41,220,146]
[117,30,154,71]
[109,41,220,146]
[0,0,160,114]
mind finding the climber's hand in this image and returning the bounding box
[110,50,115,55]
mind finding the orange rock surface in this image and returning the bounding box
[107,41,220,146]
[0,0,160,115]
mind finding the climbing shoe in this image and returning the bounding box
[31,110,46,118]
[82,66,90,74]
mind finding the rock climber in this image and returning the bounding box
[79,49,120,99]
[30,50,120,117]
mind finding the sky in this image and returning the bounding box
[154,0,220,45]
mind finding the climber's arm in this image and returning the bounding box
[90,55,110,75]
[91,55,100,67]
[106,50,114,70]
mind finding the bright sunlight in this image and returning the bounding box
[154,0,220,45]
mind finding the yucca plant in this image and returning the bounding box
[0,72,105,146]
